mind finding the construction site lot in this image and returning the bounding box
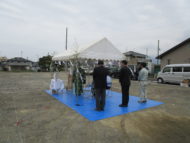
[0,72,190,143]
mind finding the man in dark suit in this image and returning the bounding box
[119,60,132,107]
[93,60,109,111]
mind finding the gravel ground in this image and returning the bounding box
[0,72,190,143]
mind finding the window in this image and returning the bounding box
[163,67,171,73]
[184,67,190,72]
[173,67,182,72]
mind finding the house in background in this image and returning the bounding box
[157,38,190,68]
[0,56,7,62]
[0,57,7,71]
[3,57,39,71]
[123,51,154,74]
[124,51,147,64]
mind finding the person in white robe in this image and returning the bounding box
[50,72,64,94]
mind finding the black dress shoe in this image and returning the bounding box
[119,104,128,107]
[138,100,147,103]
[94,108,101,111]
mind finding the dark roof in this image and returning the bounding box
[7,57,33,63]
[157,38,190,59]
[123,51,146,58]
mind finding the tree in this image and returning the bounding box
[38,55,52,71]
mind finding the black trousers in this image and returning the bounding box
[95,89,106,110]
[121,84,130,105]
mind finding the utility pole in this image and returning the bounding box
[157,40,160,65]
[65,27,68,50]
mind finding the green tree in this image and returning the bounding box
[38,55,52,71]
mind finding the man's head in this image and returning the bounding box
[140,62,147,68]
[120,60,128,67]
[98,60,104,66]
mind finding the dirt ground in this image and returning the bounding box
[0,72,190,143]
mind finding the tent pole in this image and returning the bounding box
[65,27,68,50]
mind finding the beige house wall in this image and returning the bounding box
[160,42,190,68]
[126,56,147,65]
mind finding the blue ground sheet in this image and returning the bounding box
[45,88,163,121]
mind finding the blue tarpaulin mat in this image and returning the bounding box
[45,89,163,121]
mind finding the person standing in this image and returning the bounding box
[119,60,132,107]
[93,60,109,111]
[138,63,149,103]
[72,63,86,96]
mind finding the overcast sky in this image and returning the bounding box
[0,0,190,61]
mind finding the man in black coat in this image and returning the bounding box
[93,60,109,111]
[119,60,132,107]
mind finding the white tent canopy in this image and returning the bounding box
[52,38,125,61]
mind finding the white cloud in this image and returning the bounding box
[0,0,190,61]
[0,0,22,13]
